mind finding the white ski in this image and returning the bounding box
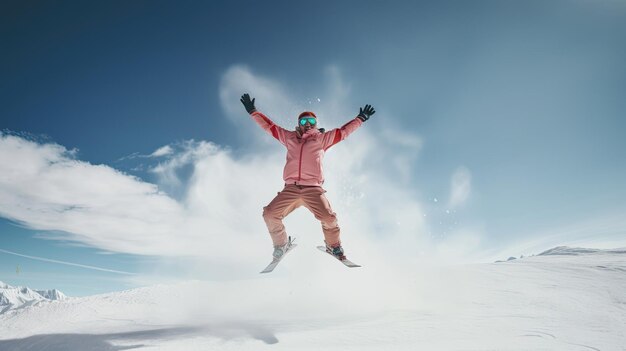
[316,246,361,268]
[260,242,297,274]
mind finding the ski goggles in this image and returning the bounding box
[299,117,317,126]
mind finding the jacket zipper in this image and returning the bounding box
[297,140,305,181]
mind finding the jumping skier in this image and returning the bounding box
[240,93,375,264]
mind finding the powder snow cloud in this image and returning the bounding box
[449,166,472,209]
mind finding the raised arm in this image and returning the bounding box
[322,104,375,150]
[240,93,290,145]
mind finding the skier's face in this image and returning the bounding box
[299,117,317,133]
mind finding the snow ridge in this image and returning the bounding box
[538,246,626,256]
[0,281,67,314]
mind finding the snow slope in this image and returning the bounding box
[0,247,624,350]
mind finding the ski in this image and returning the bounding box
[316,246,361,268]
[260,242,297,274]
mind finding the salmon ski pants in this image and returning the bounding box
[263,184,341,247]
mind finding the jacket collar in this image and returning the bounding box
[296,128,321,140]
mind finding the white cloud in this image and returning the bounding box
[150,145,173,157]
[0,133,187,256]
[449,166,472,208]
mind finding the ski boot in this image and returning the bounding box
[325,241,346,261]
[273,236,295,259]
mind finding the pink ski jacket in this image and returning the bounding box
[250,110,363,186]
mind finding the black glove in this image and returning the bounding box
[357,104,375,122]
[240,93,256,114]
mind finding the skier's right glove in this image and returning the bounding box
[357,104,375,122]
[240,93,256,114]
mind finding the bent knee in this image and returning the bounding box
[263,206,281,220]
[318,211,337,224]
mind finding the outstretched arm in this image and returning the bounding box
[322,104,376,150]
[241,93,290,145]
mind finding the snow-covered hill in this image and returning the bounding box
[0,246,624,350]
[538,246,626,256]
[0,281,67,314]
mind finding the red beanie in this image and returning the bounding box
[298,111,317,120]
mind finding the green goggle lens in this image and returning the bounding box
[299,118,317,126]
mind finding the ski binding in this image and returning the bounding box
[316,246,361,268]
[260,239,297,274]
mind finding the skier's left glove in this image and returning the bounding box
[357,104,375,122]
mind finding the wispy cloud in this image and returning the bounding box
[0,248,136,275]
[150,145,173,158]
[117,145,174,162]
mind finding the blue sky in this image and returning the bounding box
[1,0,625,296]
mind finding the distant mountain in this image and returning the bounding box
[494,245,626,263]
[538,246,626,256]
[0,281,67,314]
